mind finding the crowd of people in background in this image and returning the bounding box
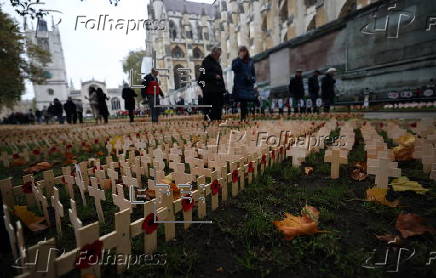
[3,46,434,125]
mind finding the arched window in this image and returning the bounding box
[193,47,203,59]
[185,24,193,39]
[172,46,185,58]
[47,88,54,95]
[111,97,121,110]
[169,20,177,40]
[198,27,203,40]
[174,64,187,89]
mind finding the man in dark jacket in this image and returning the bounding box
[199,47,226,121]
[288,70,305,114]
[64,97,77,124]
[52,98,64,124]
[142,69,164,123]
[122,83,138,122]
[321,68,337,113]
[308,70,321,113]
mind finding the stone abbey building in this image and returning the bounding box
[145,0,379,97]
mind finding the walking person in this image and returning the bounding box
[122,83,138,122]
[96,88,110,123]
[232,46,256,121]
[308,70,321,114]
[142,69,164,123]
[321,68,337,113]
[64,97,77,124]
[288,69,305,114]
[52,98,64,124]
[86,86,100,123]
[199,47,226,121]
[73,99,84,123]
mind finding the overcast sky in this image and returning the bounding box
[1,0,214,99]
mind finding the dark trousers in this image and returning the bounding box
[240,100,248,121]
[311,98,319,113]
[209,105,222,121]
[77,112,83,123]
[323,98,331,113]
[128,110,134,122]
[66,113,73,124]
[147,95,160,122]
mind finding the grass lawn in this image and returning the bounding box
[100,129,436,278]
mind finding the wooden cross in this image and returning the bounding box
[68,199,83,241]
[107,167,119,193]
[0,177,15,207]
[76,222,101,277]
[421,147,436,174]
[367,158,401,188]
[324,148,348,179]
[51,187,64,236]
[112,184,132,212]
[430,163,436,181]
[31,182,50,227]
[63,174,75,200]
[227,161,239,197]
[75,174,87,206]
[43,170,55,196]
[1,152,9,167]
[286,147,308,167]
[89,178,106,224]
[3,204,17,259]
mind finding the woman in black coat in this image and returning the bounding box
[96,88,110,123]
[199,47,227,121]
[321,68,337,113]
[232,46,256,121]
[122,83,137,122]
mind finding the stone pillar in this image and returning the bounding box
[251,0,262,55]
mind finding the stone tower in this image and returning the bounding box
[25,18,69,110]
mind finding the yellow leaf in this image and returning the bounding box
[390,177,429,195]
[273,213,319,241]
[14,206,47,231]
[366,187,399,207]
[397,133,415,147]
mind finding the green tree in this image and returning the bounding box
[0,7,51,110]
[122,49,147,96]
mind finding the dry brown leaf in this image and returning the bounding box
[376,234,402,245]
[395,213,435,238]
[366,187,399,207]
[390,177,429,195]
[273,206,321,241]
[304,167,314,176]
[23,162,53,174]
[351,168,368,181]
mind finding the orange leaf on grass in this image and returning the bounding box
[366,187,399,207]
[304,167,314,176]
[376,234,402,245]
[273,206,320,241]
[395,213,435,238]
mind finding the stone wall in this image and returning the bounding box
[254,0,436,101]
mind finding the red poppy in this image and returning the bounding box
[261,154,267,165]
[142,213,158,234]
[81,142,87,147]
[182,196,194,212]
[32,149,41,156]
[22,181,32,194]
[49,147,57,154]
[271,150,276,160]
[75,240,103,269]
[211,180,221,195]
[280,146,284,154]
[232,170,239,183]
[380,123,384,128]
[248,162,255,173]
[410,122,417,128]
[136,133,140,137]
[13,153,19,159]
[66,144,73,149]
[61,176,66,184]
[94,139,99,144]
